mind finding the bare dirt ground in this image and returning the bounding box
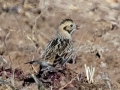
[0,0,120,90]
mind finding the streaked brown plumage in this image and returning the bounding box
[42,19,77,66]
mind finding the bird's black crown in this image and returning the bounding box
[60,19,73,25]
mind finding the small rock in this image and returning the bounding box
[100,62,107,68]
[68,5,78,10]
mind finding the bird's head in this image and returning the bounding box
[57,19,77,39]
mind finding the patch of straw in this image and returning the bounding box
[84,64,95,84]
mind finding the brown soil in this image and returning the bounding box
[0,0,120,90]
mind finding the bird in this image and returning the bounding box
[42,19,77,66]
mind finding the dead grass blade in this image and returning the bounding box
[84,64,95,84]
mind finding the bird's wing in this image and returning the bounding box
[42,37,59,60]
[42,37,73,62]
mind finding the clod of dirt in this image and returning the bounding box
[105,56,114,65]
[94,19,114,37]
[117,78,120,84]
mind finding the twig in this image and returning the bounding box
[30,13,42,48]
[23,0,28,8]
[71,30,88,62]
[0,55,7,64]
[100,72,112,90]
[2,30,12,65]
[84,64,89,83]
[4,31,11,56]
[10,70,15,87]
[31,55,38,73]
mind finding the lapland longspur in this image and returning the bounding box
[42,19,77,66]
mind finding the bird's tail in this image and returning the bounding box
[25,60,41,65]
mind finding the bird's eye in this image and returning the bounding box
[70,24,73,27]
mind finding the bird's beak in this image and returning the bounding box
[76,25,80,30]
